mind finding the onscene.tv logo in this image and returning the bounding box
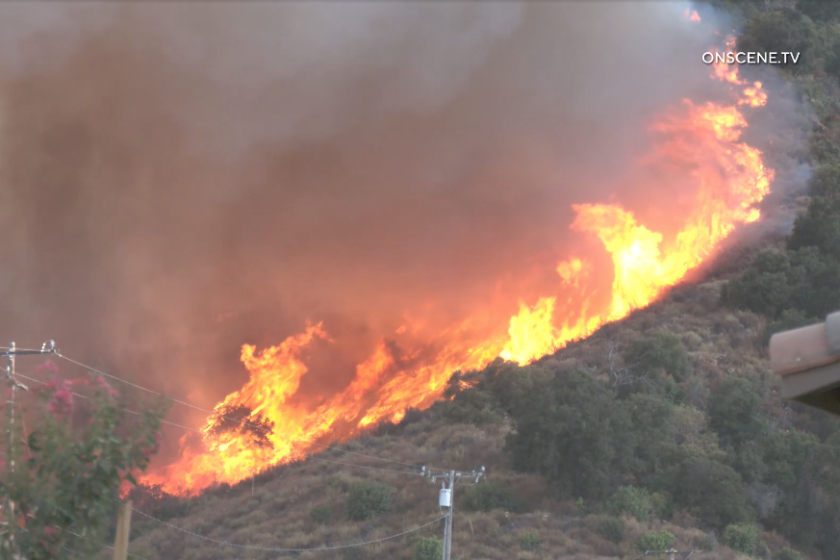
[702,51,801,65]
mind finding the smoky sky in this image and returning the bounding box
[0,2,786,425]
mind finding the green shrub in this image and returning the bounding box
[723,524,764,557]
[797,0,840,23]
[650,492,671,521]
[463,481,523,513]
[701,533,718,552]
[774,548,805,560]
[309,506,331,524]
[345,480,392,521]
[595,517,626,543]
[667,457,754,530]
[637,531,677,553]
[608,486,653,522]
[414,537,443,560]
[738,8,819,75]
[520,531,541,551]
[623,333,692,381]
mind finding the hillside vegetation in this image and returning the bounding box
[112,3,840,560]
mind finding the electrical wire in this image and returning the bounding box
[473,525,518,557]
[130,508,446,553]
[12,371,424,478]
[54,352,425,470]
[14,372,202,435]
[66,527,149,560]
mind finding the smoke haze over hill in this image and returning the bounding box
[0,2,803,441]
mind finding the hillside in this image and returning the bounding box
[119,276,837,560]
[105,2,840,560]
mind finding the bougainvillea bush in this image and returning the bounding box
[0,366,168,560]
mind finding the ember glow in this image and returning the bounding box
[712,36,769,107]
[143,22,775,496]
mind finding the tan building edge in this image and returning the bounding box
[769,311,840,417]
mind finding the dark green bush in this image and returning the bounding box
[414,537,443,560]
[309,506,331,524]
[650,492,671,521]
[666,457,754,530]
[345,481,392,521]
[738,8,819,75]
[723,524,764,557]
[796,0,840,23]
[595,517,626,543]
[623,333,692,382]
[637,531,677,553]
[520,531,541,551]
[774,548,805,560]
[463,481,523,513]
[607,486,653,522]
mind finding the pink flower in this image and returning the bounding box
[35,361,58,374]
[94,376,118,397]
[44,526,57,538]
[47,381,73,416]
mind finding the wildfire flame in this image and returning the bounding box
[143,27,774,495]
[685,8,701,23]
[712,36,768,107]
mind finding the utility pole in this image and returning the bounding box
[1,340,57,558]
[421,465,485,560]
[112,499,132,560]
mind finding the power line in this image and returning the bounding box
[54,352,425,469]
[13,372,202,435]
[131,507,446,553]
[66,527,149,560]
[12,371,422,478]
[473,525,518,557]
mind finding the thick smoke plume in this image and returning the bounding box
[0,2,802,440]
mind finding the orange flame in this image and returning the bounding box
[684,8,701,22]
[711,36,768,107]
[144,28,775,496]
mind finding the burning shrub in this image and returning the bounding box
[204,404,275,450]
[345,480,392,521]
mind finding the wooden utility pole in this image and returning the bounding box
[112,500,133,560]
[443,470,455,560]
[422,465,485,560]
[4,342,17,554]
[2,340,56,558]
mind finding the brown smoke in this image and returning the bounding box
[0,2,801,435]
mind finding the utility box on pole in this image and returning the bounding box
[423,466,485,560]
[439,487,452,508]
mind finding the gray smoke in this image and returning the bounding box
[0,2,800,431]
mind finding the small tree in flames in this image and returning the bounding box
[0,369,168,560]
[204,403,275,449]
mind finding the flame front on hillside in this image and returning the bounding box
[143,27,774,496]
